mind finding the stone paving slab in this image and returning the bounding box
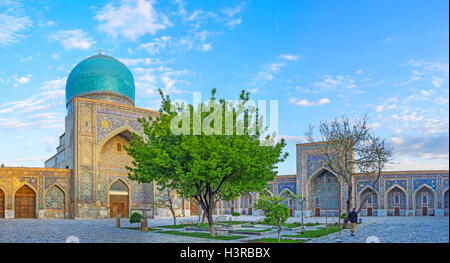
[0,216,448,243]
[307,216,449,243]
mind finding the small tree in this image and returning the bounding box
[154,186,179,227]
[129,212,144,227]
[289,194,306,233]
[254,193,289,243]
[305,114,392,225]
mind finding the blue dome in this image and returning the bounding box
[66,54,135,105]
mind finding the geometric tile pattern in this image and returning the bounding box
[45,185,65,210]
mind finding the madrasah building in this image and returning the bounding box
[0,53,448,219]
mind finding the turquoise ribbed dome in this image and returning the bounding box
[66,54,135,105]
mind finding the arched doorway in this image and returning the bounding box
[0,188,5,218]
[387,186,406,216]
[109,180,129,218]
[359,187,378,216]
[15,185,36,218]
[444,190,449,216]
[309,170,340,217]
[415,186,435,216]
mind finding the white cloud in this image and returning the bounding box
[278,54,299,61]
[138,35,171,55]
[119,57,168,67]
[251,54,300,86]
[431,76,444,88]
[201,43,212,52]
[0,12,31,45]
[420,89,433,97]
[19,56,33,63]
[51,29,96,50]
[222,2,246,29]
[310,75,363,96]
[289,98,330,106]
[434,96,449,105]
[95,0,171,40]
[375,96,398,112]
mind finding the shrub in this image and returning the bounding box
[129,212,144,226]
[232,212,241,217]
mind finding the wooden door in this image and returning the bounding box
[110,195,128,218]
[289,208,293,217]
[190,202,198,216]
[15,186,35,218]
[422,207,428,216]
[231,207,234,214]
[394,207,400,216]
[0,189,4,218]
[248,207,252,215]
[315,208,320,217]
[367,207,373,216]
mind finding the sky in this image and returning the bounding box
[0,0,448,174]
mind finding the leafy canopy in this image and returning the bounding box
[125,88,288,204]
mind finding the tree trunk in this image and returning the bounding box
[207,208,216,237]
[201,211,207,224]
[347,184,352,213]
[277,226,282,243]
[343,184,353,228]
[170,209,177,227]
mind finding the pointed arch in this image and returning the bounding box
[109,178,130,193]
[13,183,37,196]
[385,183,408,199]
[385,185,407,214]
[97,125,139,155]
[307,168,341,212]
[414,184,436,213]
[358,186,378,210]
[14,184,37,219]
[44,184,66,210]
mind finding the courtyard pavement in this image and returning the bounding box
[0,215,448,243]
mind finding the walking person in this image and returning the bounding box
[348,208,358,237]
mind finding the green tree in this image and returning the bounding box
[254,193,290,243]
[125,89,287,237]
[129,212,144,227]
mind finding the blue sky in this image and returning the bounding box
[0,0,448,174]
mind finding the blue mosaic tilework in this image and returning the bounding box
[277,182,296,195]
[385,179,407,191]
[413,178,437,191]
[306,154,325,179]
[356,180,379,193]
